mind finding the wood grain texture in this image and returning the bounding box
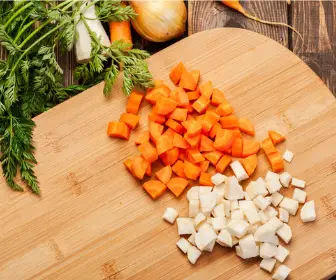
[0,28,335,280]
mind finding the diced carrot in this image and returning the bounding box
[240,154,258,176]
[149,122,164,144]
[220,115,238,129]
[179,68,197,91]
[131,156,149,180]
[143,180,167,199]
[216,155,232,173]
[211,88,227,106]
[242,139,261,157]
[187,120,202,136]
[174,87,189,107]
[164,128,175,138]
[145,163,152,176]
[184,133,201,148]
[184,160,201,180]
[123,158,133,174]
[156,134,174,155]
[190,70,200,86]
[192,95,210,114]
[126,90,143,115]
[167,177,189,197]
[229,128,242,139]
[216,103,234,116]
[199,172,214,186]
[179,149,186,160]
[262,138,277,156]
[187,148,205,163]
[169,89,178,102]
[166,119,184,134]
[214,129,234,151]
[107,121,131,140]
[202,111,220,133]
[172,160,187,178]
[160,147,179,166]
[153,96,177,115]
[203,151,223,166]
[146,80,164,94]
[268,151,284,173]
[145,85,171,105]
[223,148,232,155]
[238,118,255,136]
[119,113,140,130]
[195,114,205,121]
[138,141,158,163]
[199,81,213,99]
[148,111,166,124]
[187,103,193,113]
[199,160,210,172]
[200,135,215,152]
[155,165,172,184]
[135,131,150,145]
[209,122,221,139]
[181,120,192,130]
[187,115,195,121]
[173,133,187,149]
[169,62,185,85]
[187,88,201,101]
[231,138,243,158]
[268,130,286,145]
[169,108,188,122]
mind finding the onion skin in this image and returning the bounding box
[130,0,187,42]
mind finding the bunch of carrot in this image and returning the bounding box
[108,62,286,200]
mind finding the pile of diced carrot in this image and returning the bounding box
[107,62,286,200]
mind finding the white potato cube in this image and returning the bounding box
[239,234,260,258]
[199,186,213,193]
[213,184,226,198]
[266,180,282,194]
[260,258,276,273]
[225,177,244,200]
[176,237,191,254]
[214,191,223,205]
[188,233,196,245]
[279,208,289,223]
[265,171,280,182]
[247,223,261,235]
[266,217,284,231]
[187,187,200,201]
[276,223,292,244]
[300,200,316,222]
[162,207,179,224]
[257,177,266,185]
[231,209,244,221]
[177,218,195,235]
[239,200,258,212]
[232,236,239,246]
[195,227,217,251]
[194,212,206,228]
[254,224,277,244]
[293,188,306,204]
[243,206,261,225]
[275,245,289,263]
[279,197,299,215]
[197,222,212,231]
[246,181,268,199]
[292,178,306,188]
[189,199,200,218]
[203,239,216,252]
[212,203,225,217]
[260,242,277,258]
[187,246,202,264]
[271,192,284,207]
[272,265,291,280]
[211,216,226,231]
[265,196,273,203]
[283,150,294,163]
[265,206,278,218]
[227,220,249,238]
[258,210,270,224]
[223,200,231,217]
[211,173,227,185]
[254,195,271,211]
[199,192,217,214]
[217,229,233,247]
[230,200,240,210]
[230,161,249,181]
[244,192,251,201]
[280,172,292,188]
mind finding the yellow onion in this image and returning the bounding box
[130,0,187,42]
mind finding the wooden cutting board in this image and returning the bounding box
[0,28,335,280]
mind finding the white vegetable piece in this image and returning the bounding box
[272,265,291,280]
[162,207,179,224]
[199,186,212,193]
[227,220,249,238]
[213,184,226,198]
[194,212,206,228]
[217,229,233,247]
[246,181,267,199]
[225,177,244,200]
[231,209,244,221]
[187,187,200,201]
[254,224,278,244]
[254,195,271,210]
[212,203,225,217]
[223,200,231,217]
[265,206,278,218]
[189,199,200,218]
[197,222,212,231]
[247,223,261,235]
[291,178,306,188]
[271,192,284,207]
[177,218,195,235]
[242,205,261,225]
[266,180,282,194]
[232,236,239,246]
[195,227,217,251]
[293,188,307,204]
[211,173,227,186]
[188,233,196,245]
[235,244,259,259]
[279,172,292,188]
[260,258,276,273]
[239,234,260,258]
[279,208,289,223]
[176,238,191,254]
[187,246,202,264]
[258,210,270,224]
[276,223,292,244]
[260,242,278,258]
[214,191,223,205]
[282,149,294,163]
[203,239,216,252]
[211,216,226,231]
[300,200,316,222]
[265,196,273,203]
[244,192,251,201]
[239,200,258,212]
[265,171,280,182]
[257,176,266,185]
[279,197,299,215]
[199,192,217,214]
[230,200,240,210]
[230,161,249,181]
[266,217,284,231]
[274,245,289,263]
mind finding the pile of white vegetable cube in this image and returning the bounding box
[163,163,316,280]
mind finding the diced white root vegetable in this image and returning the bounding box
[254,195,271,211]
[189,199,200,218]
[232,236,239,246]
[300,200,316,222]
[211,173,228,186]
[214,191,223,205]
[206,217,212,224]
[194,213,207,228]
[213,184,226,198]
[279,197,299,215]
[231,209,244,221]
[211,216,226,231]
[265,171,280,182]
[239,234,260,258]
[199,192,217,214]
[187,187,200,201]
[266,180,282,194]
[230,161,249,181]
[257,177,266,185]
[276,223,292,244]
[203,239,216,252]
[274,245,289,263]
[224,200,231,217]
[282,150,294,163]
[217,229,233,247]
[243,206,261,225]
[258,210,270,224]
[280,172,292,188]
[177,218,195,235]
[188,233,196,245]
[246,181,260,200]
[272,265,291,280]
[239,200,258,212]
[260,242,278,258]
[244,192,251,201]
[265,196,273,203]
[212,203,225,217]
[199,186,213,193]
[254,224,278,244]
[162,207,179,224]
[230,200,240,210]
[176,238,191,254]
[187,246,202,264]
[293,188,307,204]
[260,258,276,273]
[225,177,244,200]
[235,245,244,259]
[247,223,261,235]
[291,178,306,188]
[197,222,212,231]
[271,192,284,207]
[279,208,289,223]
[227,220,249,238]
[195,227,217,251]
[266,217,284,231]
[265,206,278,218]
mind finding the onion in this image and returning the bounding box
[129,0,187,42]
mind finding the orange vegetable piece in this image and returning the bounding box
[223,148,232,155]
[166,119,184,134]
[268,130,286,145]
[155,165,172,184]
[216,155,232,173]
[187,148,205,163]
[187,88,201,101]
[187,115,195,121]
[148,111,166,124]
[199,172,214,186]
[138,141,158,163]
[216,103,234,116]
[169,89,178,102]
[153,96,177,115]
[184,133,201,148]
[240,154,258,176]
[209,122,221,139]
[169,108,188,122]
[172,160,187,178]
[187,103,194,113]
[231,138,243,158]
[214,129,234,151]
[145,163,152,176]
[135,131,150,145]
[187,120,202,136]
[149,122,164,144]
[192,95,210,114]
[190,70,200,86]
[220,115,238,129]
[184,160,201,180]
[119,113,140,130]
[145,85,170,105]
[131,156,149,180]
[199,81,213,99]
[211,88,227,106]
[107,121,130,140]
[203,151,223,166]
[143,180,167,199]
[160,147,179,166]
[173,133,187,149]
[202,111,220,133]
[179,149,186,160]
[229,128,242,139]
[268,152,284,173]
[169,62,185,85]
[146,80,164,94]
[156,134,174,155]
[123,158,133,174]
[179,68,197,91]
[238,118,255,136]
[174,87,189,107]
[167,177,189,197]
[262,138,277,156]
[126,90,143,115]
[242,139,261,157]
[200,135,215,152]
[164,127,175,138]
[199,160,210,172]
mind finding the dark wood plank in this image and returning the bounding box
[188,1,289,47]
[291,1,335,96]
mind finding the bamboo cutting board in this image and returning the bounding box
[0,28,335,280]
